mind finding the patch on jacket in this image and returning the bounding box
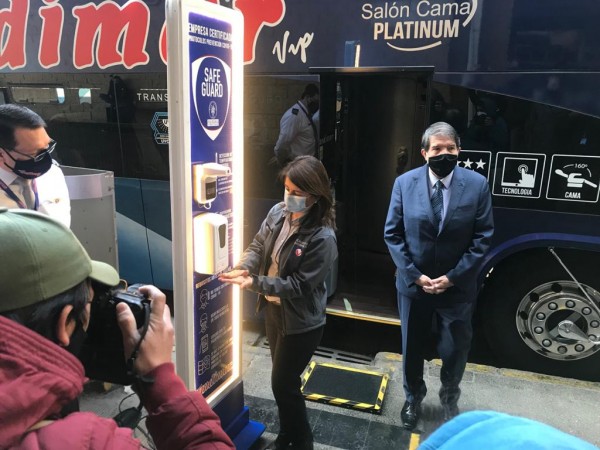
[295,248,302,257]
[291,108,299,115]
[295,239,309,248]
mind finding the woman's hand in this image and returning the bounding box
[219,269,249,280]
[219,269,253,289]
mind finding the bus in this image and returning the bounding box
[2,0,600,381]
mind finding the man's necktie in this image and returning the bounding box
[431,180,444,224]
[16,178,35,209]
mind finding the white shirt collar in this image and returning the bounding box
[428,167,454,189]
[296,100,310,116]
[0,165,18,186]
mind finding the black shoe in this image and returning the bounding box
[401,401,421,430]
[442,403,459,422]
[265,435,291,450]
[289,440,313,450]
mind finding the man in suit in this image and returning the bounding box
[384,122,494,430]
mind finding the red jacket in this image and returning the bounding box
[0,316,235,450]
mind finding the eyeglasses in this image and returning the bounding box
[3,140,56,162]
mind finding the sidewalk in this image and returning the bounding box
[80,323,600,449]
[242,324,600,449]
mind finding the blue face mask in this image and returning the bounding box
[284,191,310,213]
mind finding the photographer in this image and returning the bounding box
[0,208,234,449]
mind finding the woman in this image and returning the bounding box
[219,155,337,450]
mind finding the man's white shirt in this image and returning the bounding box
[274,102,316,162]
[0,161,71,227]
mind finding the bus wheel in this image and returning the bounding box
[482,248,600,381]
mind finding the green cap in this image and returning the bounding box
[0,207,120,313]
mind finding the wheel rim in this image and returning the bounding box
[516,281,600,361]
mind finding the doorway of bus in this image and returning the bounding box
[312,67,433,324]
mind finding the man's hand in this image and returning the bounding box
[116,285,174,375]
[417,274,454,294]
[416,274,436,294]
[430,275,454,294]
[219,269,253,289]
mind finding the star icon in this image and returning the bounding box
[476,159,486,170]
[463,158,473,169]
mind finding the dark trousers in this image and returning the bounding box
[265,303,323,444]
[399,294,474,405]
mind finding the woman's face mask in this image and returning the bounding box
[284,191,311,213]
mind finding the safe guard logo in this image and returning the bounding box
[191,56,231,141]
[362,0,478,51]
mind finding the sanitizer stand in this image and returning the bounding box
[166,0,264,447]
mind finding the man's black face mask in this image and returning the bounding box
[428,153,458,178]
[307,98,319,115]
[4,149,53,179]
[65,320,88,358]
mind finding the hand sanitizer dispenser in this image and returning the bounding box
[193,163,231,205]
[193,212,229,274]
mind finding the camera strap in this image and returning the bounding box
[126,301,154,383]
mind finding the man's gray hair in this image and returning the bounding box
[421,121,461,150]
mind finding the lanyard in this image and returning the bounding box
[0,177,39,210]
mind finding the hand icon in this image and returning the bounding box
[518,168,535,188]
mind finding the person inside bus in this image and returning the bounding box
[273,84,320,167]
[429,89,448,124]
[219,156,337,450]
[462,95,509,153]
[0,104,71,227]
[0,208,234,449]
[384,122,494,430]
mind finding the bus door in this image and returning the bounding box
[314,67,433,324]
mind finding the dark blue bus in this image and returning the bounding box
[1,0,599,381]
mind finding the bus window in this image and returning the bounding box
[10,86,66,104]
[430,83,600,216]
[79,88,92,104]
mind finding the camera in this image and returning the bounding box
[80,283,151,385]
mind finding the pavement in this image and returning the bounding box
[80,322,600,449]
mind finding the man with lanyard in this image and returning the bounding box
[0,104,70,227]
[274,84,320,167]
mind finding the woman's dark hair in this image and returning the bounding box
[1,279,91,344]
[279,155,336,230]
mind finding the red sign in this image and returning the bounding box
[0,0,284,70]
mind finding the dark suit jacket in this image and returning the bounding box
[384,165,494,303]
